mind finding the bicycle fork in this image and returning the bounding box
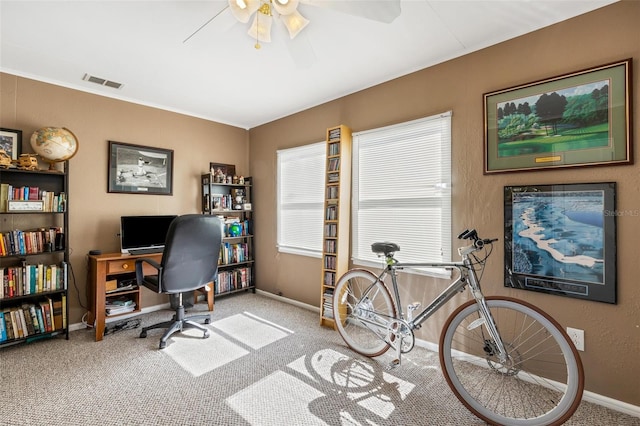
[465,264,509,363]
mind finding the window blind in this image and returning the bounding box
[276,141,325,256]
[352,112,452,269]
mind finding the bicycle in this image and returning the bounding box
[332,229,584,426]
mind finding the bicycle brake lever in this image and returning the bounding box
[457,229,470,240]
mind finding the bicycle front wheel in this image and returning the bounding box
[333,269,396,357]
[440,297,584,426]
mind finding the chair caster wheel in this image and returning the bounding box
[159,341,166,349]
[203,331,210,339]
[140,330,147,338]
[205,318,211,324]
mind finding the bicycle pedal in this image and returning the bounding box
[388,358,401,369]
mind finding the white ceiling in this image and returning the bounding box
[0,0,618,129]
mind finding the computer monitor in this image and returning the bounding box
[119,215,177,254]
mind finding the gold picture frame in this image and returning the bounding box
[484,59,632,173]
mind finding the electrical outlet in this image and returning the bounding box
[566,327,584,351]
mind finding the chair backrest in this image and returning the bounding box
[159,214,222,294]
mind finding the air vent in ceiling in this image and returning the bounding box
[82,73,123,89]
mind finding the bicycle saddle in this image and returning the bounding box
[371,242,400,255]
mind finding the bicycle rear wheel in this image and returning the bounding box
[333,269,396,357]
[439,297,584,426]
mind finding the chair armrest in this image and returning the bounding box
[135,257,161,286]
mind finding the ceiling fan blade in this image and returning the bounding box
[300,0,401,24]
[286,30,317,69]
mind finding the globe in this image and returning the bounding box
[30,127,79,170]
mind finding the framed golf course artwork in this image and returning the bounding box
[504,182,617,304]
[108,140,174,195]
[484,59,632,174]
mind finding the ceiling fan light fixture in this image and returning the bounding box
[248,12,273,43]
[228,0,260,23]
[272,0,298,15]
[281,10,309,39]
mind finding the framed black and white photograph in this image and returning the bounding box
[108,141,173,195]
[504,182,617,303]
[0,127,22,160]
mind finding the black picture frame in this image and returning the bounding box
[0,127,22,160]
[108,141,173,195]
[504,182,616,303]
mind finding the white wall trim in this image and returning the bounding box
[255,289,320,313]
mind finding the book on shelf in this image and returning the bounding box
[0,183,8,213]
[52,299,63,330]
[105,298,136,316]
[3,309,14,340]
[35,306,45,334]
[61,294,67,329]
[28,304,43,334]
[322,288,334,318]
[328,128,341,139]
[21,305,35,335]
[327,157,340,171]
[39,300,53,332]
[15,309,25,338]
[0,311,7,342]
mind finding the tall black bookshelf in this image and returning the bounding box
[0,164,70,347]
[201,173,255,299]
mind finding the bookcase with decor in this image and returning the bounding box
[320,125,352,328]
[0,165,69,347]
[201,173,255,301]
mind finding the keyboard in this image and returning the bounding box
[128,247,163,255]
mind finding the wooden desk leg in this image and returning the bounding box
[206,282,214,312]
[193,283,214,312]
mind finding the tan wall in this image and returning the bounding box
[0,73,249,325]
[249,1,640,406]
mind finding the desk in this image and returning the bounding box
[87,252,213,341]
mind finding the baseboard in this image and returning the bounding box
[255,289,320,313]
[411,338,639,418]
[580,391,640,418]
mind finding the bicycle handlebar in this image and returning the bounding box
[457,229,498,249]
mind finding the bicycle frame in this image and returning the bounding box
[371,243,509,365]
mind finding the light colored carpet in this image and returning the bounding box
[0,292,638,425]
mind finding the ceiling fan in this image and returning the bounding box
[185,0,401,51]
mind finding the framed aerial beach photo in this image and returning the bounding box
[108,141,174,195]
[485,59,632,173]
[504,182,616,303]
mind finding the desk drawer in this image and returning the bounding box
[107,260,136,274]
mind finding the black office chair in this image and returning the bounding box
[135,214,222,349]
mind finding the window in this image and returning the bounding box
[276,142,325,256]
[352,112,452,273]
